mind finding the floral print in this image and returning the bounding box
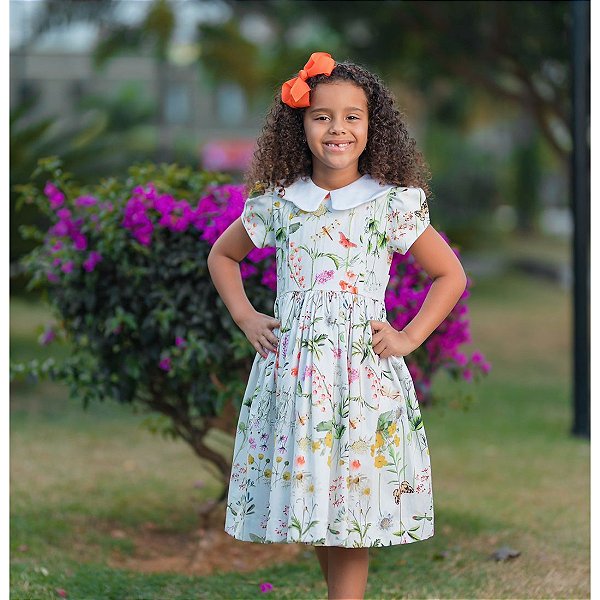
[224,182,433,547]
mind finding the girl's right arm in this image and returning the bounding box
[207,217,280,359]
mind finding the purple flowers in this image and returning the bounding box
[44,181,65,209]
[259,582,274,593]
[159,357,172,371]
[83,251,103,272]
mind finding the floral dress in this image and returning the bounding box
[224,174,434,547]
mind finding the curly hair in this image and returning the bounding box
[243,59,432,198]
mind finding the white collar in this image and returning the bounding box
[282,174,395,211]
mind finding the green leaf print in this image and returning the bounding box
[377,411,394,432]
[288,222,301,235]
[322,253,341,269]
[301,333,328,360]
[249,533,266,542]
[316,419,334,432]
[409,414,423,431]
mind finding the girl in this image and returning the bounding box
[208,51,467,600]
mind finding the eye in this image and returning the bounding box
[347,115,359,120]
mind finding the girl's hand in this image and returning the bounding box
[237,310,281,359]
[370,320,419,359]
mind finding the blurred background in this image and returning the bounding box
[9,1,589,598]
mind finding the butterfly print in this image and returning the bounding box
[339,231,357,248]
[392,481,415,504]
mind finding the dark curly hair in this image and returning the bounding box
[244,59,432,198]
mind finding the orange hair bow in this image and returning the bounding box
[281,51,336,108]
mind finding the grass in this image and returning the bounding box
[9,265,589,599]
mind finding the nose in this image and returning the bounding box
[328,118,347,135]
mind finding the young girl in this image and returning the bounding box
[208,51,467,600]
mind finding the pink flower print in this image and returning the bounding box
[347,366,359,384]
[296,455,306,466]
[333,347,342,359]
[350,459,361,471]
[249,437,257,450]
[315,269,335,284]
[303,365,315,380]
[159,357,171,371]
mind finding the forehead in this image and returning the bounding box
[308,81,368,110]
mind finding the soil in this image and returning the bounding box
[106,503,305,576]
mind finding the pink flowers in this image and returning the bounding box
[83,251,103,272]
[259,582,274,593]
[44,181,65,209]
[122,196,154,246]
[158,357,172,371]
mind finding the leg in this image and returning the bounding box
[327,546,370,600]
[314,545,329,583]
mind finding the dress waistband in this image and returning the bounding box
[276,286,386,303]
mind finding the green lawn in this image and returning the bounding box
[10,267,589,599]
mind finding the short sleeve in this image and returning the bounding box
[386,186,430,254]
[241,188,276,248]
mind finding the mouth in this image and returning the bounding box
[323,141,354,152]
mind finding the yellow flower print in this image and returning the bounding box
[258,453,264,460]
[282,471,291,480]
[264,468,272,478]
[388,422,397,435]
[324,431,333,448]
[308,483,315,493]
[327,454,332,467]
[363,487,371,496]
[312,440,321,451]
[375,432,384,448]
[276,456,283,463]
[370,444,376,456]
[374,455,387,468]
[248,455,255,464]
[393,434,400,447]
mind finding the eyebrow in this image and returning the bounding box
[308,106,366,113]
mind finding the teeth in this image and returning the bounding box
[326,143,350,147]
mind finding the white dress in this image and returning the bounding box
[224,174,434,547]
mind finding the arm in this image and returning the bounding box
[207,218,280,358]
[371,224,467,358]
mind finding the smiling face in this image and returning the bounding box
[302,81,369,189]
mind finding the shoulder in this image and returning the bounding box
[387,185,427,212]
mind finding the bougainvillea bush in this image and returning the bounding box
[11,157,489,494]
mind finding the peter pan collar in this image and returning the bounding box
[281,174,395,211]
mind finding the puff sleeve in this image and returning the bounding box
[241,187,276,248]
[386,186,430,254]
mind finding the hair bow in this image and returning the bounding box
[281,51,336,108]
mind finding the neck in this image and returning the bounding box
[310,165,362,191]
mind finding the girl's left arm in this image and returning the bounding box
[401,225,468,347]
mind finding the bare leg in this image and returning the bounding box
[314,545,329,583]
[327,547,369,600]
